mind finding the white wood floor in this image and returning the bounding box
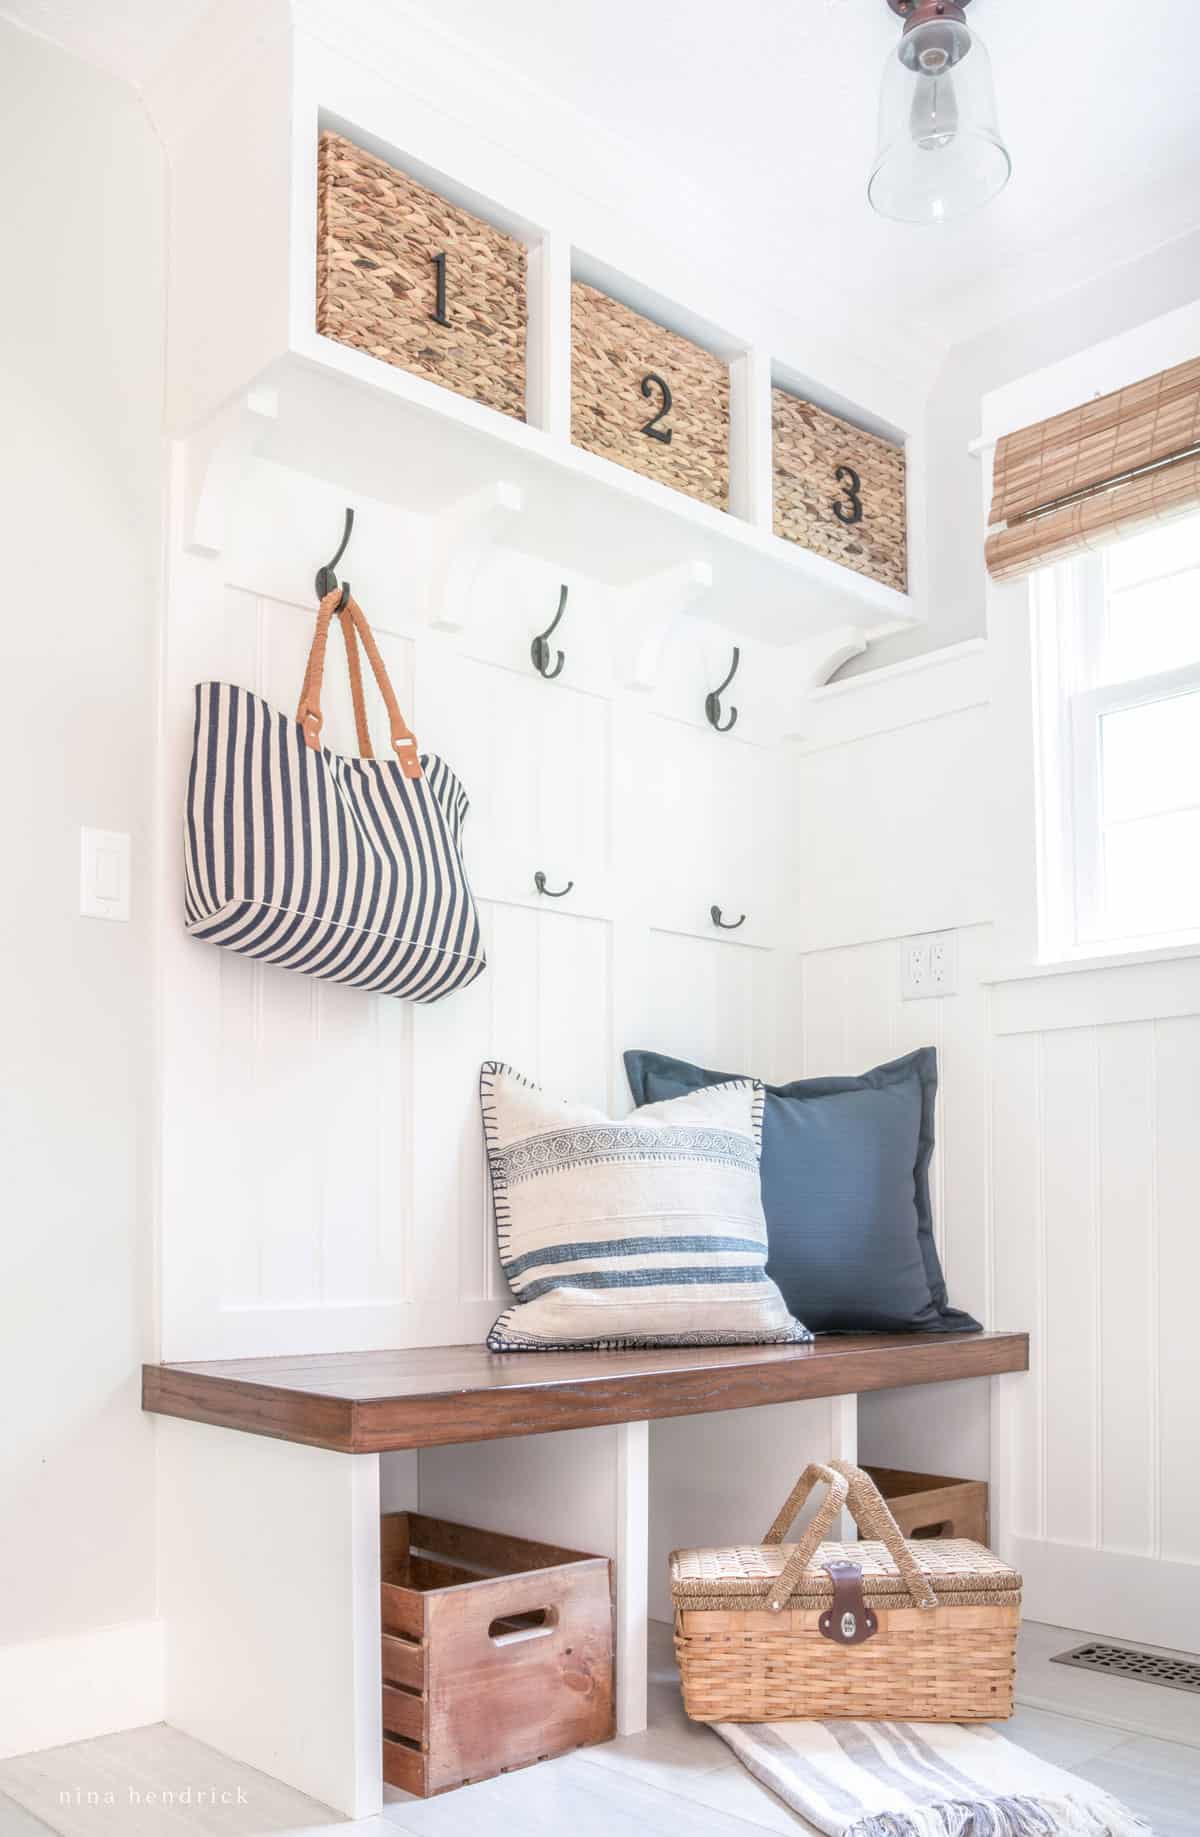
[2,1621,1197,1837]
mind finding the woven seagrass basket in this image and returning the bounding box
[773,389,907,593]
[672,1459,1019,1724]
[571,281,730,511]
[316,131,526,422]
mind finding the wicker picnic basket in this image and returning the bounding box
[671,1459,1020,1723]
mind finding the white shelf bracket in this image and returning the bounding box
[798,624,869,690]
[618,558,714,692]
[182,385,279,557]
[780,624,869,741]
[427,481,524,631]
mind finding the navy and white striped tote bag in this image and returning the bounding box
[184,590,486,1003]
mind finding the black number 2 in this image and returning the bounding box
[640,372,674,444]
[832,464,863,525]
[431,251,450,326]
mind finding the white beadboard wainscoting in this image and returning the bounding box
[792,641,1200,1652]
[157,458,809,1364]
[992,1005,1200,1652]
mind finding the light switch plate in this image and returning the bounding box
[80,828,131,921]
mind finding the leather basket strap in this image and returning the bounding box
[297,590,422,780]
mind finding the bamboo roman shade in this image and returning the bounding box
[985,355,1200,582]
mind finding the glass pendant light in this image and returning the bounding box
[868,0,1011,224]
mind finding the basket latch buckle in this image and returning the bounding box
[819,1559,878,1646]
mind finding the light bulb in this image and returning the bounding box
[909,71,959,150]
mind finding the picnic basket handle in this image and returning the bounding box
[296,590,422,780]
[762,1458,938,1614]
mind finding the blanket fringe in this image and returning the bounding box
[844,1790,1152,1837]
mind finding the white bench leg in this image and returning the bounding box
[830,1392,860,1543]
[615,1420,649,1736]
[156,1417,383,1820]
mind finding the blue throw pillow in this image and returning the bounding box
[623,1047,980,1335]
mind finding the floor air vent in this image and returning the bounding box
[1052,1641,1200,1696]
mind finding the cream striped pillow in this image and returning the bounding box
[481,1062,812,1351]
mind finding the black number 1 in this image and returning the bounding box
[431,251,450,326]
[640,372,674,444]
[832,464,864,525]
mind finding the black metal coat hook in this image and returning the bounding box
[316,507,355,611]
[705,647,741,732]
[535,871,574,898]
[531,585,568,679]
[711,905,746,930]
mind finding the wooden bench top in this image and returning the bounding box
[142,1330,1028,1453]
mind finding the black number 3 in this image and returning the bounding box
[640,372,674,444]
[832,464,863,525]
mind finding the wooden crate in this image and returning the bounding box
[864,1467,989,1545]
[317,131,526,422]
[379,1512,614,1797]
[772,389,907,592]
[571,281,730,510]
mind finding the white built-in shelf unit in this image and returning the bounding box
[170,68,920,658]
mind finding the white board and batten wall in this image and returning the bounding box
[162,459,810,1361]
[794,301,1200,1653]
[158,433,861,1602]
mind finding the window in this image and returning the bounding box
[1032,509,1200,960]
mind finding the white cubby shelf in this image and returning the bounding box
[168,55,920,654]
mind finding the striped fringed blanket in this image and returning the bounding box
[714,1719,1150,1837]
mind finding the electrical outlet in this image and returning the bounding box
[928,929,958,994]
[900,936,930,999]
[901,929,957,999]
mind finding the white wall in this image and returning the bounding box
[157,461,807,1360]
[791,640,1200,1652]
[0,24,165,1754]
[843,223,1200,675]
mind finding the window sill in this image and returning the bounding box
[987,940,1200,1035]
[985,937,1200,986]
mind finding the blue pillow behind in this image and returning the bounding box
[623,1047,980,1335]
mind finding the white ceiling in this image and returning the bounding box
[5,0,1199,352]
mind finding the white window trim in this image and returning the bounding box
[980,295,1200,983]
[1070,660,1200,949]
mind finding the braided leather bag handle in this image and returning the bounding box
[297,590,422,780]
[761,1457,938,1613]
